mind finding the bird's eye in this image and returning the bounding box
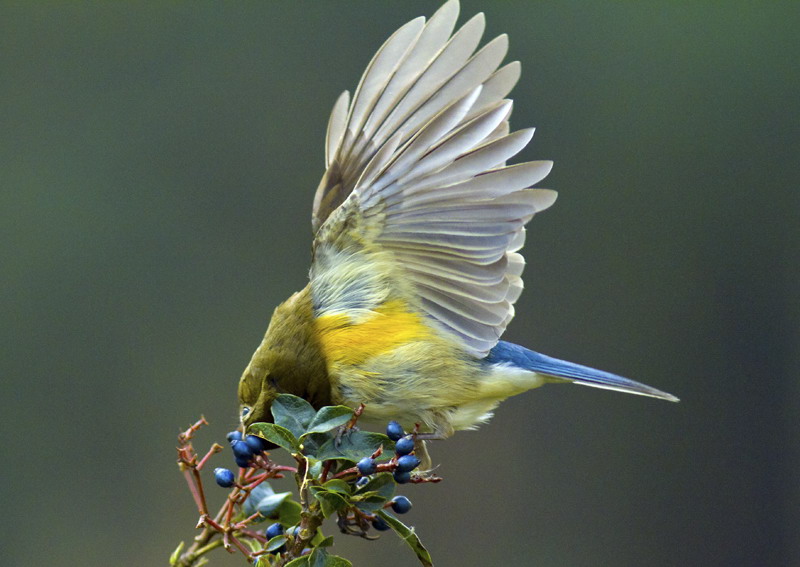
[241,406,251,418]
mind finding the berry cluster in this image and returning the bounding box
[353,421,420,532]
[354,420,422,485]
[227,430,270,468]
[384,420,421,484]
[174,400,436,567]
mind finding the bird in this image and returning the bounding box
[236,0,678,462]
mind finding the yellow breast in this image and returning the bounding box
[315,299,432,366]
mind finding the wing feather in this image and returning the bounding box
[311,0,555,357]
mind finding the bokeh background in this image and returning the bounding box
[2,2,798,566]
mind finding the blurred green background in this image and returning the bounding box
[2,1,798,565]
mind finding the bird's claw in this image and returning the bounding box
[337,511,378,539]
[334,424,359,447]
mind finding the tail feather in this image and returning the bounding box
[484,341,679,402]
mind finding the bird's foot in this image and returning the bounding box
[337,510,379,539]
[334,424,359,447]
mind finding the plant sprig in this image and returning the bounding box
[172,395,439,567]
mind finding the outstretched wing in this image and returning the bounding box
[310,0,555,358]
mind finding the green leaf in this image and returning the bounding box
[307,458,323,478]
[313,490,350,518]
[315,535,335,548]
[351,472,395,511]
[278,499,302,527]
[243,483,274,517]
[271,394,316,438]
[315,431,390,462]
[353,492,390,512]
[284,557,310,567]
[243,482,293,519]
[377,509,434,567]
[302,406,354,436]
[310,527,327,547]
[322,479,352,494]
[301,432,330,458]
[248,422,300,452]
[354,472,394,495]
[265,535,288,552]
[254,492,292,517]
[307,548,353,567]
[169,541,184,565]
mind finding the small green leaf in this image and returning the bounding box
[243,482,293,519]
[302,406,354,436]
[284,556,310,567]
[307,548,353,567]
[353,492,390,512]
[352,473,395,511]
[377,509,434,567]
[243,483,274,517]
[169,541,184,565]
[310,488,349,518]
[310,527,328,547]
[300,432,329,458]
[307,458,323,478]
[322,479,352,494]
[255,492,292,517]
[272,394,316,438]
[354,472,394,495]
[248,422,300,452]
[315,535,335,548]
[278,499,302,527]
[315,431,389,461]
[265,535,288,552]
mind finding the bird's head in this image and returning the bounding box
[237,287,333,431]
[237,361,277,430]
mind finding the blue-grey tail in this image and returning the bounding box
[484,341,679,402]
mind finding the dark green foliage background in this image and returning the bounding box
[2,2,797,565]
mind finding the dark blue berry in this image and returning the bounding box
[232,439,253,459]
[386,421,405,441]
[214,467,235,488]
[371,516,391,531]
[227,430,243,443]
[357,457,377,476]
[245,434,270,454]
[390,495,412,514]
[393,470,411,484]
[232,440,254,467]
[395,454,420,473]
[394,435,415,456]
[356,477,370,488]
[265,523,284,540]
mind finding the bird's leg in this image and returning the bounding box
[413,432,446,441]
[409,423,449,474]
[413,439,433,473]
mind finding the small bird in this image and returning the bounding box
[237,1,678,459]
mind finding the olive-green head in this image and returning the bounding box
[237,361,277,429]
[237,287,332,431]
